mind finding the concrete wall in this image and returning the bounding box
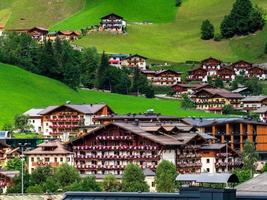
[0,194,63,200]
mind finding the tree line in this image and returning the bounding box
[5,159,176,193]
[0,32,154,97]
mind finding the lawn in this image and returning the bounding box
[12,132,42,139]
[74,0,267,63]
[0,63,219,127]
[50,0,177,30]
[1,0,84,29]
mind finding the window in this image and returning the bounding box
[45,157,50,162]
[60,157,63,162]
[207,159,210,163]
[33,120,35,123]
[67,157,70,162]
[31,157,34,162]
[54,157,58,162]
[206,168,210,172]
[152,182,155,187]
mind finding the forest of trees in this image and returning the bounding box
[0,32,154,97]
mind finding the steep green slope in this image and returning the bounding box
[51,0,177,30]
[74,0,267,62]
[0,63,218,127]
[1,0,84,29]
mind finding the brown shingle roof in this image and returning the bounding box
[25,140,73,155]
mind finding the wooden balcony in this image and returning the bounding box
[74,145,159,151]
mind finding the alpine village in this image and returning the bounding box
[1,0,267,200]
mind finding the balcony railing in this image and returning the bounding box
[74,145,159,151]
[50,124,79,129]
[96,136,133,141]
[76,164,156,170]
[177,162,202,168]
[75,154,160,160]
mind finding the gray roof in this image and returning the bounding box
[236,172,267,192]
[232,87,248,93]
[39,104,108,115]
[254,106,267,114]
[24,108,44,117]
[176,173,239,184]
[143,168,155,176]
[200,143,226,150]
[241,96,267,102]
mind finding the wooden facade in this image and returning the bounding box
[121,54,147,70]
[68,122,213,175]
[99,13,126,33]
[27,27,48,41]
[172,84,214,96]
[142,70,181,86]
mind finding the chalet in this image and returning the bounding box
[121,54,147,70]
[24,108,44,133]
[0,170,19,193]
[187,68,207,82]
[56,31,80,41]
[141,70,181,86]
[25,140,74,174]
[200,144,241,173]
[99,13,126,33]
[217,67,235,81]
[27,27,48,41]
[254,106,267,123]
[68,121,213,176]
[248,66,266,80]
[183,117,267,154]
[25,103,113,139]
[171,83,214,96]
[192,88,243,113]
[230,60,252,76]
[108,54,129,68]
[201,57,222,70]
[241,96,267,112]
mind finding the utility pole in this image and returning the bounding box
[18,143,28,195]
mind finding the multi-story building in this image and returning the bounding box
[192,88,243,113]
[248,66,266,80]
[254,106,267,122]
[68,121,210,176]
[56,31,80,41]
[240,96,267,112]
[141,70,181,86]
[121,54,147,70]
[24,108,44,133]
[25,104,113,139]
[200,144,241,173]
[171,83,214,96]
[25,140,74,174]
[99,13,126,33]
[182,118,267,157]
[27,27,48,41]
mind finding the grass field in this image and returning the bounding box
[1,0,84,29]
[0,63,219,127]
[51,0,177,30]
[74,0,267,63]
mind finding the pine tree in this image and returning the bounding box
[201,20,215,40]
[265,42,267,54]
[95,52,109,89]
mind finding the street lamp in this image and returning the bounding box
[225,140,229,173]
[18,143,29,195]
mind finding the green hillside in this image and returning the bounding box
[0,0,84,29]
[74,0,267,63]
[0,63,218,127]
[51,0,177,30]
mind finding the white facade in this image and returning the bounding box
[201,157,216,173]
[28,118,42,133]
[161,150,176,165]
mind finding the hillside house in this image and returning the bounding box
[25,104,113,139]
[27,27,48,41]
[192,88,243,113]
[141,70,181,86]
[230,60,252,76]
[108,54,129,68]
[99,13,126,33]
[241,96,267,112]
[217,67,235,81]
[25,140,74,174]
[56,31,80,41]
[121,54,147,70]
[24,108,44,133]
[0,24,4,36]
[248,66,266,80]
[171,83,214,96]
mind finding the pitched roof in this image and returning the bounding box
[201,57,222,65]
[200,143,226,150]
[142,70,181,76]
[39,104,110,115]
[232,87,249,93]
[236,172,267,192]
[125,54,147,60]
[28,27,48,32]
[25,140,73,155]
[241,96,267,103]
[24,108,44,117]
[101,13,123,20]
[70,122,204,146]
[194,88,243,98]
